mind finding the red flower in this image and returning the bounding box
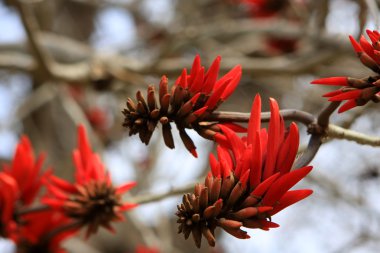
[123,55,242,156]
[176,95,312,247]
[16,210,77,253]
[43,125,137,237]
[0,172,18,237]
[2,136,47,206]
[311,30,380,113]
[1,136,47,238]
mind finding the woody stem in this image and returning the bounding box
[208,109,316,126]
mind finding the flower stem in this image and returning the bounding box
[17,205,50,216]
[42,220,82,245]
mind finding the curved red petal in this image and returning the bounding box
[262,166,312,206]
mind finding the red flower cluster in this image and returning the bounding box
[123,55,242,156]
[312,30,380,113]
[176,95,312,247]
[43,125,137,237]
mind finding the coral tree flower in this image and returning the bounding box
[43,125,137,236]
[176,95,313,248]
[312,30,380,113]
[1,136,46,238]
[16,210,76,253]
[123,55,242,157]
[2,136,47,206]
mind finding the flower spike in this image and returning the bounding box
[123,55,242,156]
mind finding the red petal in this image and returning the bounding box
[218,124,245,161]
[328,89,361,101]
[217,146,233,178]
[247,94,261,145]
[276,123,299,174]
[322,90,344,97]
[0,173,18,222]
[49,175,77,193]
[310,77,348,86]
[220,123,247,133]
[359,35,380,63]
[189,55,201,87]
[202,56,221,94]
[263,98,281,180]
[209,153,221,177]
[250,172,280,197]
[338,99,357,113]
[205,78,230,110]
[269,189,313,215]
[190,67,205,94]
[119,202,138,211]
[262,166,312,206]
[349,35,363,53]
[116,182,137,194]
[366,29,379,44]
[214,133,229,147]
[178,68,188,88]
[250,131,262,189]
[193,106,208,116]
[219,65,242,100]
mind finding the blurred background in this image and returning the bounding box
[1,0,380,252]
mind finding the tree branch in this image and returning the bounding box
[327,124,380,147]
[294,102,341,168]
[208,109,316,126]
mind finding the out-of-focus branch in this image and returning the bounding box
[14,0,53,79]
[132,182,196,205]
[0,52,36,72]
[365,0,379,28]
[149,49,338,76]
[327,124,380,147]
